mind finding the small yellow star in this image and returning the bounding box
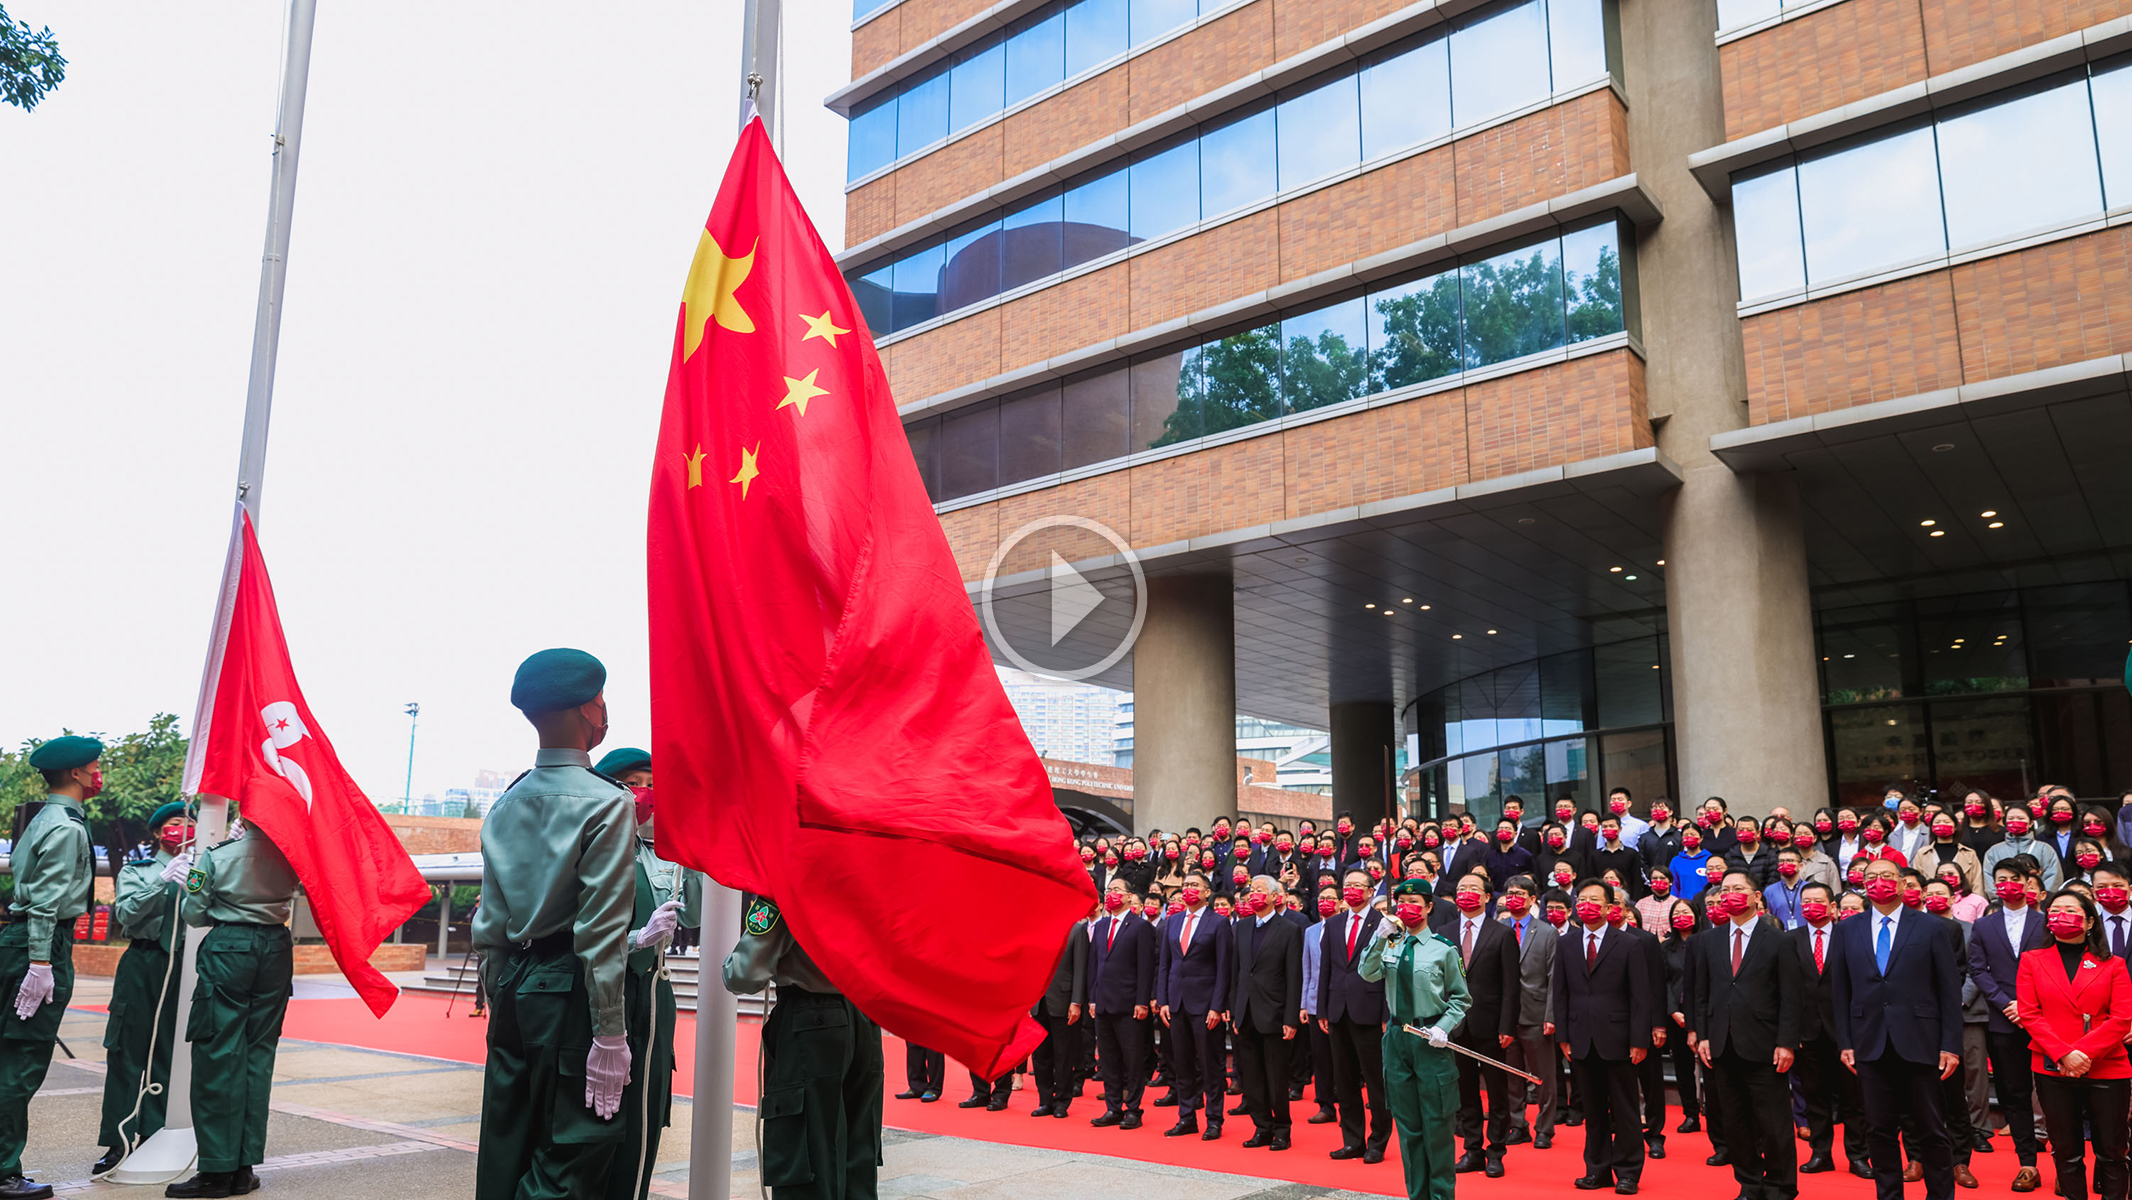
[680,231,756,360]
[798,310,850,348]
[776,368,830,417]
[729,443,762,499]
[684,444,707,488]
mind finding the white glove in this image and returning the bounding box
[585,1034,631,1118]
[159,850,195,885]
[1420,1025,1449,1049]
[630,899,684,949]
[12,963,54,1021]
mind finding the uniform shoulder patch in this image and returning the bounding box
[1430,931,1457,949]
[743,895,780,936]
[184,867,207,895]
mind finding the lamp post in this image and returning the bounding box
[402,702,419,813]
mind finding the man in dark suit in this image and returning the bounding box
[1156,872,1230,1141]
[1446,872,1521,1177]
[1554,878,1652,1195]
[1608,886,1670,1161]
[1787,882,1867,1177]
[1318,870,1390,1163]
[1088,879,1158,1130]
[1687,870,1801,1200]
[1830,857,1964,1200]
[1966,857,2048,1191]
[1029,905,1089,1119]
[1229,877,1303,1151]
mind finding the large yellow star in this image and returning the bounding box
[776,368,830,417]
[680,232,756,359]
[729,443,762,499]
[798,310,850,348]
[684,444,707,488]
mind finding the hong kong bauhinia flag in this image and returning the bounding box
[647,117,1096,1076]
[184,505,431,1016]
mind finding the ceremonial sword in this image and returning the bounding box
[1401,1023,1543,1086]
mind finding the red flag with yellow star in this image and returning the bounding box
[647,118,1096,1077]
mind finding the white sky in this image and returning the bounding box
[1,1,855,800]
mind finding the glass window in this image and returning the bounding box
[1499,744,1547,809]
[1460,235,1565,368]
[1063,169,1133,266]
[1796,124,1945,285]
[1917,592,2027,695]
[1130,0,1196,46]
[1459,750,1501,812]
[1937,76,2103,251]
[1065,0,1128,77]
[852,263,895,337]
[1543,736,1590,806]
[940,401,999,499]
[905,418,940,501]
[1195,325,1282,433]
[847,97,898,180]
[1828,704,1927,808]
[1598,728,1669,806]
[1062,370,1132,468]
[1004,7,1066,108]
[1714,0,1780,31]
[949,38,1006,134]
[1361,35,1451,159]
[1562,220,1625,343]
[1731,162,1806,300]
[896,67,950,158]
[940,218,1004,312]
[1818,604,1911,704]
[1594,636,1662,728]
[1494,661,1543,745]
[1129,140,1200,241]
[2095,59,2132,209]
[854,0,893,18]
[1547,0,1608,88]
[1540,650,1595,734]
[998,385,1064,485]
[891,241,945,330]
[1280,298,1369,413]
[2024,582,2132,686]
[1198,108,1277,217]
[1002,194,1064,289]
[1367,268,1463,392]
[2034,689,2132,799]
[1132,349,1200,450]
[1449,1,1551,128]
[1276,75,1362,190]
[1927,696,2035,801]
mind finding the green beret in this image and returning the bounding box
[511,648,606,714]
[147,801,190,831]
[1392,878,1431,899]
[594,747,651,777]
[28,735,102,772]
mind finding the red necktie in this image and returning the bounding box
[1732,928,1744,976]
[1108,920,1119,953]
[1462,920,1476,965]
[1814,928,1825,973]
[1586,932,1598,970]
[1346,914,1361,962]
[1181,912,1196,955]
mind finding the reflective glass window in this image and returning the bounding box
[1277,75,1362,190]
[897,67,950,157]
[1361,35,1450,158]
[847,97,898,180]
[1916,592,2027,694]
[2094,59,2132,209]
[1280,298,1369,413]
[853,263,895,337]
[1817,604,1910,704]
[855,0,893,18]
[1130,0,1197,46]
[1195,325,1282,433]
[905,417,940,501]
[1928,696,2035,800]
[1001,194,1064,289]
[1731,162,1806,300]
[1598,728,1669,805]
[2024,582,2132,686]
[940,218,1004,312]
[1797,125,1945,285]
[1494,661,1543,745]
[1063,169,1132,266]
[1004,7,1066,108]
[1562,220,1624,343]
[1540,650,1595,734]
[940,401,999,499]
[1065,0,1128,77]
[1499,744,1546,808]
[1714,0,1780,31]
[1547,0,1609,87]
[998,385,1064,485]
[1449,1,1551,128]
[1594,636,1662,728]
[1937,76,2102,251]
[1132,349,1201,449]
[1544,737,1590,805]
[1061,371,1132,468]
[1460,236,1565,368]
[1198,109,1277,217]
[949,38,1006,134]
[1829,704,1927,808]
[890,241,945,330]
[1367,268,1463,392]
[1129,140,1200,241]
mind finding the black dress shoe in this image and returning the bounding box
[1974,1132,1995,1153]
[1800,1154,1834,1173]
[1362,1144,1386,1164]
[1848,1161,1874,1179]
[1646,1138,1665,1159]
[989,1096,1012,1111]
[93,1150,124,1175]
[895,1090,923,1100]
[1564,1113,1585,1127]
[1165,1116,1199,1137]
[1270,1133,1291,1151]
[1229,1101,1251,1116]
[1485,1159,1505,1178]
[1288,1086,1306,1101]
[1201,1123,1223,1141]
[1505,1127,1532,1145]
[1676,1116,1700,1133]
[164,1174,232,1200]
[1308,1108,1338,1124]
[1535,1132,1553,1150]
[1241,1131,1273,1148]
[228,1168,259,1196]
[1052,1105,1071,1119]
[0,1178,51,1200]
[1455,1151,1486,1173]
[1573,1177,1612,1191]
[1152,1093,1180,1107]
[1090,1110,1123,1127]
[1706,1151,1731,1167]
[1329,1145,1364,1160]
[920,1091,940,1102]
[958,1095,989,1108]
[1119,1110,1143,1130]
[1070,1084,1086,1097]
[1029,1103,1054,1118]
[1614,1183,1637,1195]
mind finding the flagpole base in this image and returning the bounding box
[107,1126,197,1185]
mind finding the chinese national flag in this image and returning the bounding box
[184,505,432,1017]
[647,118,1096,1077]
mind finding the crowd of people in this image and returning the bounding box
[901,785,2132,1200]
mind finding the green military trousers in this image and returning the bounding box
[476,943,626,1200]
[1383,1031,1459,1200]
[0,924,74,1177]
[99,938,180,1151]
[188,924,293,1173]
[604,963,678,1200]
[758,989,883,1200]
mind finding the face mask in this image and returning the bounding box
[1815,818,1833,834]
[1142,902,1161,918]
[1694,812,1713,829]
[1651,878,1671,896]
[1213,826,1230,839]
[1200,854,1215,868]
[2049,912,2088,940]
[1394,902,1428,928]
[1610,799,1628,815]
[1848,870,1866,888]
[1165,848,1179,860]
[1925,895,1952,914]
[1683,835,1702,851]
[1503,894,1531,915]
[2101,887,2132,912]
[1242,893,1267,915]
[2088,823,2109,837]
[1545,909,1570,928]
[1861,827,1884,844]
[628,785,657,827]
[1395,836,1412,850]
[1233,870,1249,885]
[1720,891,1753,916]
[1802,900,1830,923]
[1104,854,1118,865]
[1672,911,1697,931]
[1337,821,1352,834]
[1932,821,1955,838]
[1603,830,1620,844]
[1838,817,1858,833]
[2007,818,2031,835]
[1901,884,1922,907]
[1455,891,1485,912]
[1606,904,1626,925]
[1553,869,1575,887]
[1651,809,1670,824]
[1884,795,1902,810]
[1341,886,1369,908]
[1275,840,1292,853]
[1778,862,1799,878]
[1546,833,1565,849]
[1794,831,1816,848]
[1497,830,1515,843]
[1898,810,1920,826]
[1081,849,1096,863]
[157,824,190,852]
[1575,900,1605,925]
[1181,885,1203,905]
[1253,832,1269,844]
[1367,863,1385,879]
[1706,865,1726,883]
[1423,834,1440,849]
[1864,878,1900,904]
[2054,810,2077,825]
[1737,829,1759,846]
[1556,807,1575,823]
[1318,898,1339,917]
[2082,851,2106,869]
[1124,847,1144,860]
[1839,907,1864,921]
[1965,803,1985,818]
[1104,894,1125,912]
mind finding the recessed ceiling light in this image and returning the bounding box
[1651,664,1660,670]
[1932,443,1955,452]
[1401,598,1413,604]
[1920,520,1936,527]
[1452,634,1463,640]
[1365,602,1376,609]
[1518,517,1536,525]
[1625,574,1638,581]
[1929,530,1946,537]
[1382,609,1394,616]
[1609,566,1623,572]
[1989,521,2005,529]
[1844,653,1856,659]
[1981,510,1998,518]
[1486,629,1498,635]
[1886,718,1899,726]
[1419,604,1431,611]
[1293,556,1309,564]
[1655,559,1665,566]
[1822,656,1830,661]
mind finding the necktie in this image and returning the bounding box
[1462,920,1476,965]
[1108,920,1119,953]
[1182,912,1196,955]
[1814,928,1825,973]
[1875,916,1892,974]
[1515,919,1526,947]
[1732,928,1745,976]
[1586,932,1598,971]
[1346,914,1360,962]
[2115,916,2126,959]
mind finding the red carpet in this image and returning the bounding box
[285,994,2048,1197]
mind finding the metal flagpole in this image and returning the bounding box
[687,11,778,1197]
[110,0,319,1183]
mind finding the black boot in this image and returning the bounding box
[165,1173,235,1200]
[229,1167,261,1195]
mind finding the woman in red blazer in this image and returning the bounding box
[2016,889,2132,1200]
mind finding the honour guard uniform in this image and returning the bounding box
[592,748,703,1200]
[0,736,99,1200]
[725,896,884,1200]
[95,802,194,1172]
[474,650,637,1200]
[167,819,299,1198]
[1361,879,1471,1200]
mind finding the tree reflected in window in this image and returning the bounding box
[1369,272,1463,391]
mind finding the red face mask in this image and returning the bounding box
[1317,898,1339,917]
[1124,847,1144,860]
[2079,852,2104,869]
[1651,878,1671,896]
[1081,849,1096,862]
[1815,818,1833,834]
[1342,886,1369,907]
[1651,809,1670,824]
[1606,904,1626,925]
[1695,812,1714,828]
[631,785,655,826]
[1924,895,1951,914]
[1862,827,1884,844]
[1166,848,1179,860]
[1337,822,1352,834]
[1275,840,1292,852]
[1142,902,1161,918]
[2049,913,2088,940]
[1556,807,1575,823]
[1547,834,1566,849]
[1778,862,1799,878]
[1553,869,1575,887]
[1575,900,1605,925]
[2087,823,2108,837]
[1503,894,1531,915]
[1901,884,1923,907]
[2007,818,2031,835]
[1932,822,1955,838]
[1423,833,1441,848]
[1497,830,1515,843]
[1242,893,1267,915]
[1838,907,1863,920]
[1794,831,1816,848]
[1455,891,1485,912]
[157,822,191,852]
[1706,864,1726,882]
[1802,900,1830,923]
[1367,863,1385,879]
[2101,887,2132,912]
[1104,894,1126,912]
[1181,885,1203,905]
[1395,836,1412,850]
[1610,799,1628,815]
[1394,902,1429,928]
[1720,891,1753,916]
[1253,832,1269,844]
[1737,829,1759,846]
[1863,878,1900,904]
[1545,908,1570,928]
[1232,870,1249,885]
[1996,879,2027,903]
[1671,911,1696,931]
[1847,871,1866,888]
[1965,803,1985,817]
[1104,854,1118,865]
[1683,835,1702,851]
[1898,810,1920,826]
[1838,817,1858,833]
[1201,854,1215,867]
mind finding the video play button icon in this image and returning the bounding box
[979,515,1147,681]
[1049,552,1104,647]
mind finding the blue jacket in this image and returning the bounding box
[1089,912,1158,1016]
[1829,906,1963,1063]
[1155,906,1229,1014]
[1668,849,1712,890]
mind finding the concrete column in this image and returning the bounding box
[1623,0,1829,816]
[1132,572,1237,837]
[1330,702,1397,826]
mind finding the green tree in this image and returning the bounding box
[0,5,65,113]
[1194,325,1281,435]
[1369,272,1463,391]
[1282,325,1368,414]
[1567,245,1624,343]
[2,714,189,849]
[1460,248,1565,368]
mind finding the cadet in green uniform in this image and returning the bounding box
[724,896,883,1200]
[592,748,703,1200]
[94,802,194,1173]
[474,650,636,1200]
[0,736,99,1200]
[1360,878,1471,1200]
[165,819,300,1199]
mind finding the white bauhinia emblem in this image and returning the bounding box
[259,700,315,806]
